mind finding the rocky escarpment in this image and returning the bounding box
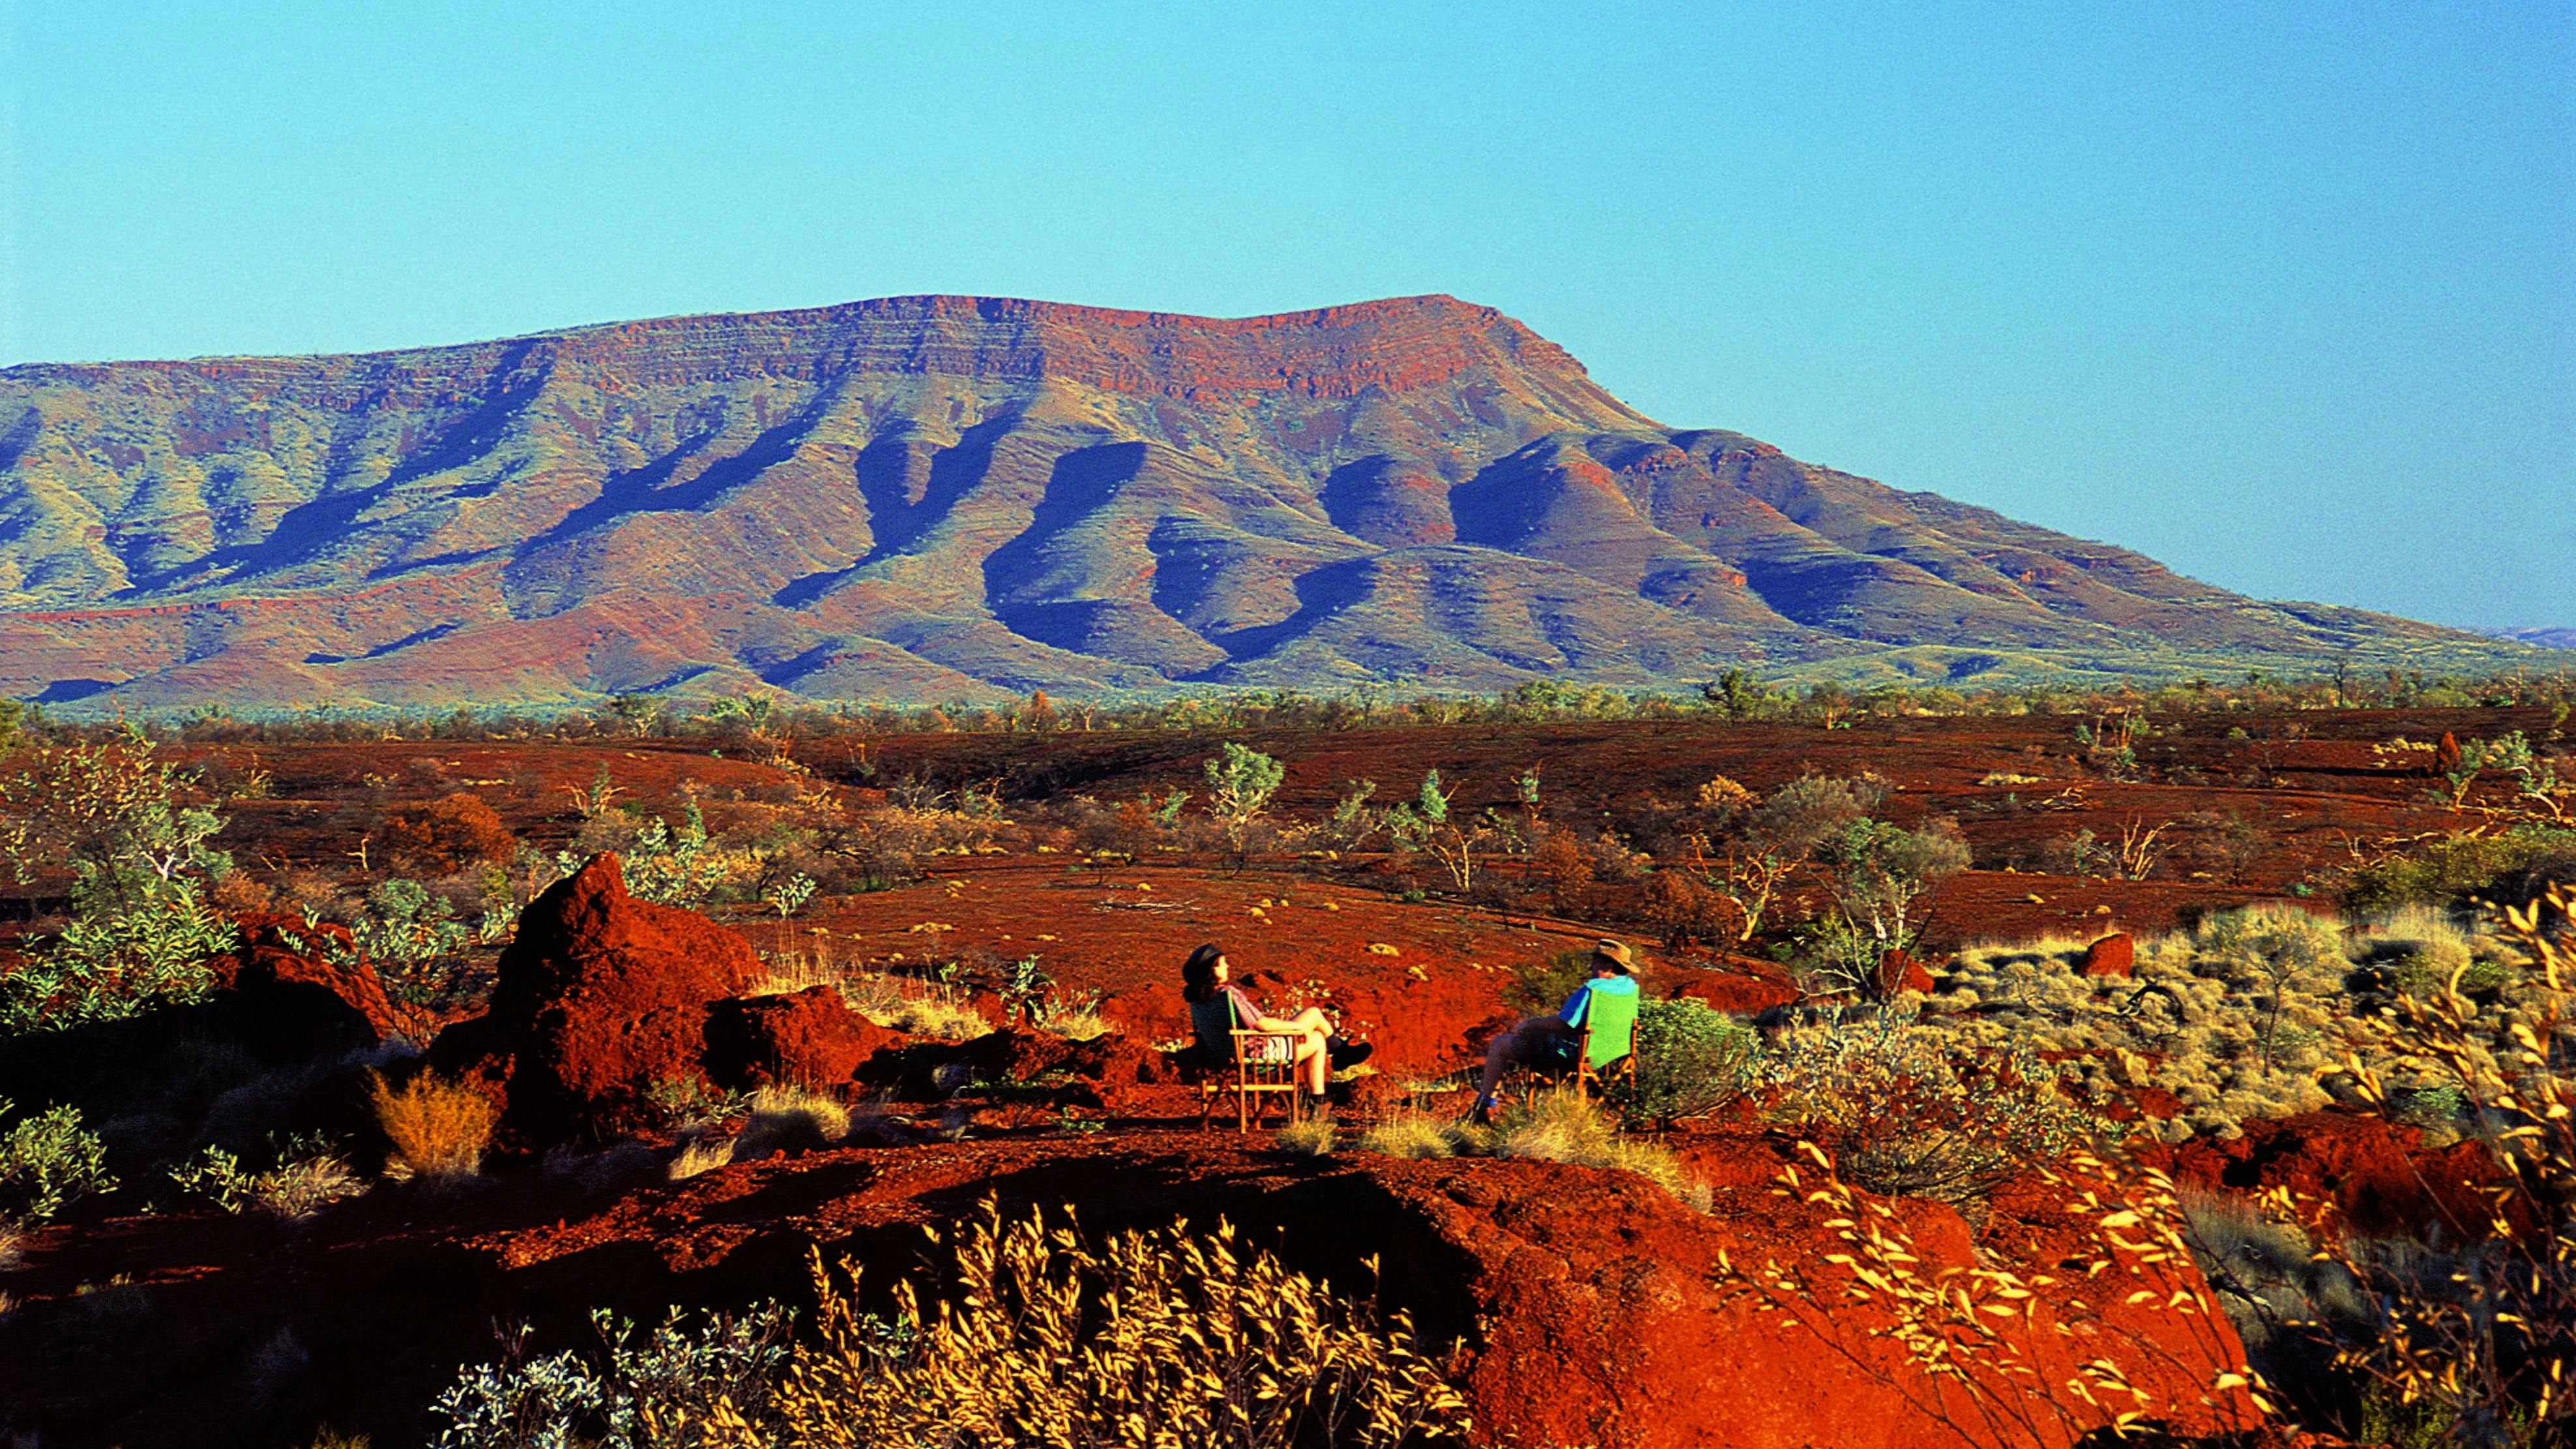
[0,293,2526,709]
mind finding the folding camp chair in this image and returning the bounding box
[1197,1027,1309,1132]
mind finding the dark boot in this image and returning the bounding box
[1328,1038,1375,1072]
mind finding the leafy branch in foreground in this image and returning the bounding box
[1714,1142,2268,1446]
[2301,886,2575,1444]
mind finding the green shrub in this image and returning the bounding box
[1502,948,1596,1016]
[0,1097,117,1223]
[1613,999,1755,1127]
[431,1304,795,1448]
[2344,825,2576,916]
[0,726,239,1033]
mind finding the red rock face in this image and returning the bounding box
[433,853,763,1144]
[701,986,898,1092]
[2081,931,2136,978]
[2141,1109,2515,1239]
[1875,946,1937,995]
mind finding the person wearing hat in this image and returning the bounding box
[1467,939,1639,1124]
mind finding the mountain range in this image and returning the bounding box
[0,294,2535,711]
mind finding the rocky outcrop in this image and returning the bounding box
[2140,1109,2517,1240]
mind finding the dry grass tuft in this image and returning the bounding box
[1274,1118,1337,1156]
[733,1085,852,1160]
[255,1154,364,1219]
[1354,1096,1706,1209]
[1358,1112,1471,1160]
[667,1134,739,1182]
[1496,1094,1710,1210]
[369,1070,495,1180]
[748,950,845,998]
[843,978,990,1042]
[1036,1005,1112,1042]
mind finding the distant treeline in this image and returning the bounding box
[4,664,2571,751]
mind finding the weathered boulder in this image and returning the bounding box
[207,913,403,1053]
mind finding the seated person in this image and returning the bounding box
[1468,939,1639,1123]
[1180,943,1371,1102]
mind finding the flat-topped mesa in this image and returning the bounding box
[6,293,1639,409]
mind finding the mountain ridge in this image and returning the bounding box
[0,293,2534,710]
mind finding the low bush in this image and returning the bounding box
[371,1070,496,1180]
[1930,904,2550,1140]
[1753,1008,2098,1206]
[1613,998,1755,1128]
[2344,825,2576,917]
[166,1137,364,1220]
[432,1305,795,1449]
[0,1097,117,1223]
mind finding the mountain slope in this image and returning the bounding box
[0,294,2527,709]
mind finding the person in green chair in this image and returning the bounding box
[1468,939,1641,1124]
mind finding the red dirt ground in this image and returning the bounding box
[0,1127,2262,1449]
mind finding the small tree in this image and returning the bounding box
[1818,817,1970,958]
[1203,743,1285,868]
[1386,769,1486,893]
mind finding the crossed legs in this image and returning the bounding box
[1473,1015,1577,1109]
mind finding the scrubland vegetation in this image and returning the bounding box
[0,673,2569,1446]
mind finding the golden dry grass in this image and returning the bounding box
[690,1199,1469,1447]
[369,1070,496,1179]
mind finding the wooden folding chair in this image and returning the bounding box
[1198,1027,1308,1132]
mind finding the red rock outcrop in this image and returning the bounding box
[432,853,763,1144]
[205,913,403,1048]
[701,986,899,1092]
[2081,931,2136,978]
[1876,946,1937,995]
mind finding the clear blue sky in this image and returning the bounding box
[6,1,2570,628]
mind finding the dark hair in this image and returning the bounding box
[1181,943,1227,1004]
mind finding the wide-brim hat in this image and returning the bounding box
[1593,939,1634,973]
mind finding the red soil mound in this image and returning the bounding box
[207,913,402,1049]
[432,853,764,1144]
[0,1127,2259,1449]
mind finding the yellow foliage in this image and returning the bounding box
[369,1070,496,1179]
